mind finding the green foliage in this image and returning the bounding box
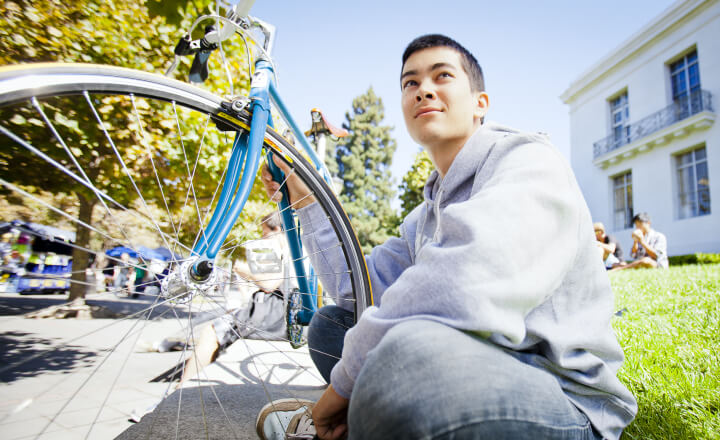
[398,149,434,219]
[610,264,720,439]
[146,0,197,26]
[331,87,397,254]
[668,253,720,266]
[0,0,257,299]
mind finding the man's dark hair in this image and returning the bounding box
[632,212,651,224]
[262,212,282,231]
[401,34,485,92]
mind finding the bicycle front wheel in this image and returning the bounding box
[0,63,371,439]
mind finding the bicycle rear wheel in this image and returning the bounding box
[0,63,371,439]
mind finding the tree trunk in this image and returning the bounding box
[68,193,95,302]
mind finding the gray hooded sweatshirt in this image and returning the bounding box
[297,122,637,440]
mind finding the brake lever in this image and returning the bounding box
[169,25,220,83]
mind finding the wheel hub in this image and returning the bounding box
[160,257,218,304]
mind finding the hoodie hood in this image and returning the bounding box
[423,121,526,207]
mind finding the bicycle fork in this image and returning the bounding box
[171,58,317,323]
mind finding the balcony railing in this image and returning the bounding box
[593,89,714,159]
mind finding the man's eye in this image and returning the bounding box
[402,80,417,89]
[438,72,453,79]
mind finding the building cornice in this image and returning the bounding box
[593,110,715,168]
[560,0,715,104]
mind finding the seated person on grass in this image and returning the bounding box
[594,222,625,269]
[614,212,668,270]
[256,34,637,440]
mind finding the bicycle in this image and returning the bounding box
[0,0,372,438]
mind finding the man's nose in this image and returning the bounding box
[415,91,435,102]
[416,82,436,102]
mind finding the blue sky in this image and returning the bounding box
[250,0,678,196]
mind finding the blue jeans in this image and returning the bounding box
[307,306,602,439]
[307,305,355,383]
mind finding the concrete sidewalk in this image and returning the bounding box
[0,292,324,440]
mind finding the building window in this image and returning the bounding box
[613,171,633,229]
[610,93,630,148]
[676,146,711,219]
[670,50,701,117]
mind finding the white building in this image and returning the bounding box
[561,0,720,256]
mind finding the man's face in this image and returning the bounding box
[401,47,488,150]
[261,223,280,239]
[594,228,605,241]
[634,220,650,233]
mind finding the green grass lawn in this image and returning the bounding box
[611,263,720,439]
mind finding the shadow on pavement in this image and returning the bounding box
[0,331,98,382]
[0,296,68,315]
[117,382,326,440]
[0,294,199,320]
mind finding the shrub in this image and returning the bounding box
[668,253,720,266]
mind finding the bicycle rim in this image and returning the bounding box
[0,63,371,439]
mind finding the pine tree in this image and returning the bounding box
[332,87,397,254]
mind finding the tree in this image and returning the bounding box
[0,0,257,301]
[398,149,434,219]
[330,87,397,254]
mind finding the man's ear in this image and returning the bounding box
[474,91,489,123]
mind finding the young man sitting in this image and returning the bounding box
[613,212,668,270]
[258,34,637,440]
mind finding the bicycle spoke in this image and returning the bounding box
[172,101,206,248]
[0,117,193,256]
[31,97,155,271]
[130,94,180,243]
[201,293,340,365]
[0,288,197,377]
[143,304,200,440]
[34,291,168,439]
[0,64,370,440]
[220,314,322,438]
[85,295,165,440]
[0,178,191,284]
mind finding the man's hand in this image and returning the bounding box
[261,153,317,209]
[631,229,643,243]
[313,385,349,440]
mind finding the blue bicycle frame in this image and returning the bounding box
[191,57,329,325]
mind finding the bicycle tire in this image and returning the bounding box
[0,63,372,439]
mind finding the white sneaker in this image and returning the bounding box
[255,398,316,440]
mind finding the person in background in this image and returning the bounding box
[112,252,136,296]
[614,212,668,270]
[0,232,14,261]
[129,212,289,423]
[90,252,109,293]
[594,222,625,270]
[174,213,286,385]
